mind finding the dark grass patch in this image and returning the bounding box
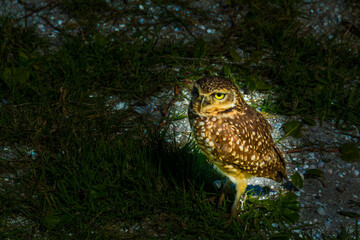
[1,132,303,239]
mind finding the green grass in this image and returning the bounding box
[1,0,360,238]
[1,131,303,239]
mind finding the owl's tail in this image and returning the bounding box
[274,145,299,192]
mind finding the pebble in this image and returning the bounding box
[272,223,279,228]
[295,167,302,172]
[174,101,183,107]
[327,169,333,174]
[309,152,316,159]
[324,220,332,229]
[354,170,359,177]
[317,207,327,216]
[173,127,181,132]
[317,161,324,168]
[293,229,303,238]
[114,102,128,110]
[212,180,222,190]
[303,164,309,169]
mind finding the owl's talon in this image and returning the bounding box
[225,216,234,226]
[222,211,240,226]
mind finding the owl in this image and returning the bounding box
[188,76,288,221]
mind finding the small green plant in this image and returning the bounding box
[282,120,303,138]
[340,143,360,163]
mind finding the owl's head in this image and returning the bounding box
[189,76,245,116]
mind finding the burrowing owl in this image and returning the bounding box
[188,76,288,220]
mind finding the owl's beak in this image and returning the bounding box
[200,97,209,111]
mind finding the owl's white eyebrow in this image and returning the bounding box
[211,91,227,94]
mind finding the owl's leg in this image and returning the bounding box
[230,178,247,219]
[218,179,231,207]
[223,178,248,225]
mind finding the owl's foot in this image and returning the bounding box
[222,209,240,226]
[222,194,247,225]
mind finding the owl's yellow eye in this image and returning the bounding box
[214,93,225,100]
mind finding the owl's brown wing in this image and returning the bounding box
[252,109,288,179]
[253,109,288,180]
[212,108,286,182]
